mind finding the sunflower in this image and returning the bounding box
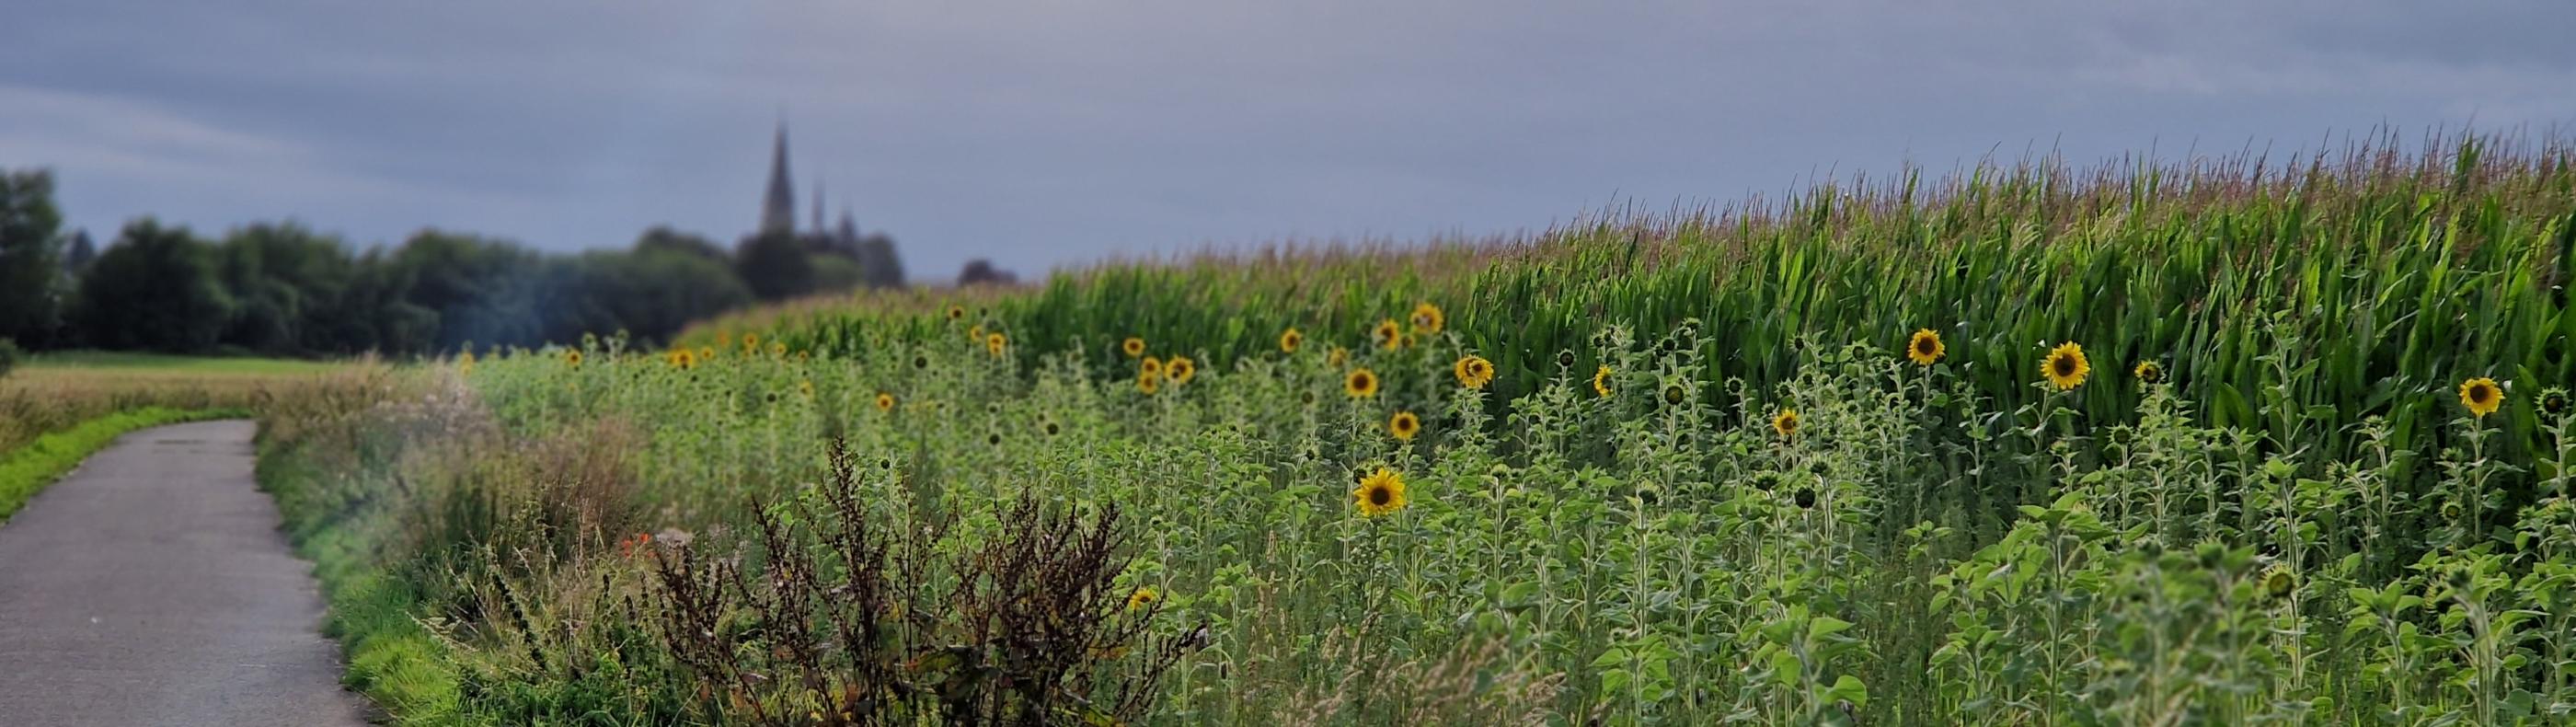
[2261,565,2296,600]
[1557,350,1577,370]
[564,350,583,367]
[1388,410,1421,441]
[874,392,896,411]
[1043,419,1062,437]
[2042,341,2090,390]
[2459,376,2503,418]
[911,353,929,370]
[1277,327,1303,353]
[946,305,965,321]
[2133,361,2164,385]
[1906,329,1945,365]
[770,341,788,357]
[1410,302,1445,335]
[1122,337,1146,358]
[1352,467,1409,516]
[698,346,716,363]
[1373,318,1402,350]
[1138,370,1163,395]
[1141,356,1164,377]
[1344,367,1380,398]
[458,351,477,375]
[1662,381,1686,408]
[742,332,760,352]
[1454,354,1494,389]
[985,331,1008,357]
[970,324,986,341]
[799,379,815,398]
[1771,409,1800,439]
[670,349,696,370]
[1592,365,1614,398]
[1792,487,1817,510]
[2543,387,2569,416]
[1127,587,1158,611]
[1166,355,1196,385]
[1328,346,1350,369]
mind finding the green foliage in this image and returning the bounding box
[734,229,815,301]
[0,338,19,379]
[74,219,236,353]
[0,406,249,523]
[0,168,65,346]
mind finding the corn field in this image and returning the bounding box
[257,133,2576,724]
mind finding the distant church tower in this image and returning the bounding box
[760,122,796,235]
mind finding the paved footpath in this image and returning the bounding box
[0,420,369,726]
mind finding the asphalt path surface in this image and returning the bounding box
[0,420,369,726]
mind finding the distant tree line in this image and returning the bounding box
[0,168,906,357]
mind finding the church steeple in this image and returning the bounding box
[760,121,795,235]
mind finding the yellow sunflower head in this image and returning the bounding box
[985,331,1008,357]
[1122,336,1146,358]
[2133,361,2164,385]
[1410,302,1445,335]
[1141,356,1164,377]
[1592,365,1614,398]
[458,351,477,375]
[1906,329,1945,365]
[1344,367,1380,398]
[1771,409,1800,439]
[770,341,788,357]
[874,392,896,412]
[1279,328,1303,353]
[1454,354,1494,389]
[1352,467,1409,517]
[1167,355,1197,385]
[697,346,716,363]
[1388,410,1421,441]
[1373,318,1403,350]
[970,324,986,341]
[947,305,965,321]
[742,331,760,351]
[1127,587,1158,611]
[799,379,815,398]
[1138,370,1163,395]
[1327,346,1350,369]
[564,350,583,367]
[2460,376,2503,418]
[672,349,696,369]
[2043,341,2090,390]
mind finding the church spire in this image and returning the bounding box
[760,121,795,235]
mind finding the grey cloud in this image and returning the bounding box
[3,0,2568,278]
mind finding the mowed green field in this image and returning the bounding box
[21,351,347,375]
[254,137,2576,725]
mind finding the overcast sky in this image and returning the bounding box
[4,1,2570,279]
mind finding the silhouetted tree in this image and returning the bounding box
[958,259,1018,286]
[0,169,65,347]
[736,229,814,301]
[75,219,234,353]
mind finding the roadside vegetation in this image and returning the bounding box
[0,352,362,525]
[252,133,2576,724]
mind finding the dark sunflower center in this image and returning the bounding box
[1369,487,1392,506]
[1665,387,1684,404]
[2053,356,2076,376]
[1915,339,1936,354]
[2474,386,2494,403]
